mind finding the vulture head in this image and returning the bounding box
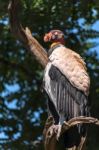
[44,30,65,45]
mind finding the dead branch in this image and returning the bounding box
[8,0,48,68]
[43,116,99,150]
[62,116,99,133]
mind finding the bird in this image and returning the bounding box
[43,30,90,149]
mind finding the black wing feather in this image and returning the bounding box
[48,65,90,122]
[44,64,90,148]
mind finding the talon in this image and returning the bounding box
[56,125,62,140]
[46,124,62,142]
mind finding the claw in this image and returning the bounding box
[56,125,62,140]
[46,124,62,142]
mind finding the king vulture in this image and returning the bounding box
[43,30,90,148]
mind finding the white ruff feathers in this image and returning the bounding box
[49,46,90,96]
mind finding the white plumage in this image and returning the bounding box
[49,45,90,95]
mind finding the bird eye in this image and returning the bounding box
[58,34,63,38]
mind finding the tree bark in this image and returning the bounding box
[8,0,48,68]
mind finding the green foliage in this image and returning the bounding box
[0,0,99,149]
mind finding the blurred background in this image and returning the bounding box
[0,0,99,149]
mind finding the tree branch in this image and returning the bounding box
[8,0,48,68]
[43,116,99,150]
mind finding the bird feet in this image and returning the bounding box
[47,124,62,141]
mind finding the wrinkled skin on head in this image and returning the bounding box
[44,30,65,45]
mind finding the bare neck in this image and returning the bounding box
[50,39,65,48]
[50,42,61,48]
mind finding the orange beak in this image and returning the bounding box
[44,32,52,42]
